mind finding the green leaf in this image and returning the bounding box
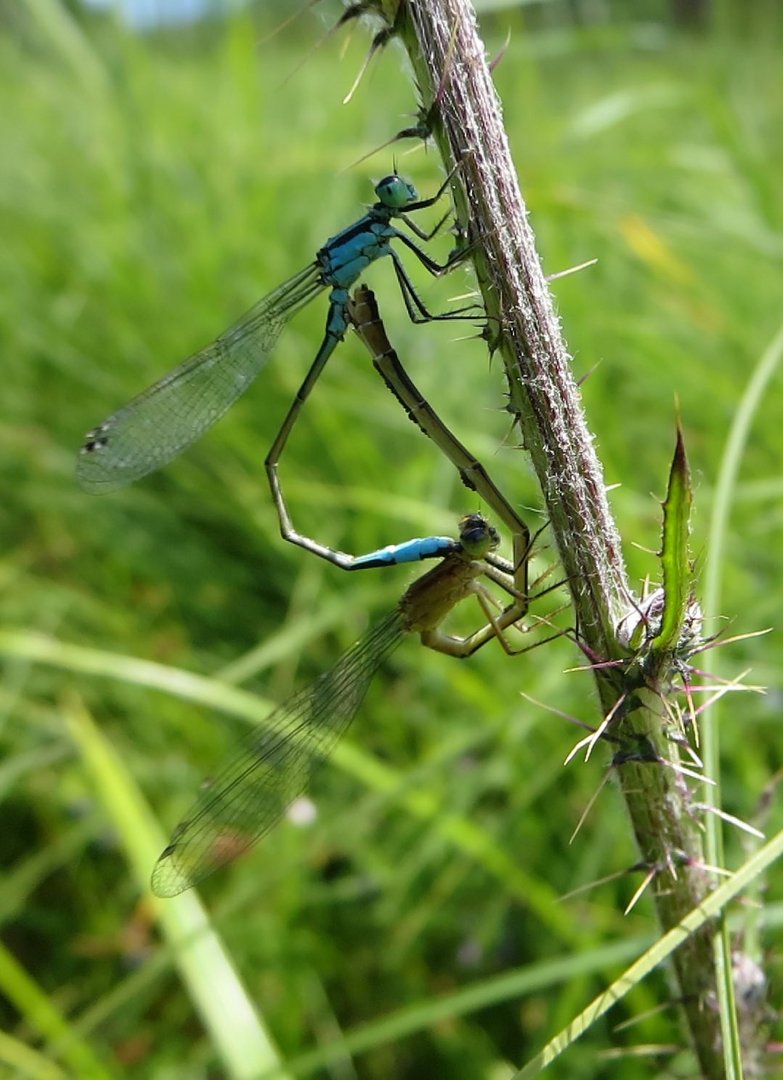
[650,417,694,660]
[65,697,290,1080]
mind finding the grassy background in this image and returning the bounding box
[1,2,782,1077]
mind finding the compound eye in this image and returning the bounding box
[375,174,418,208]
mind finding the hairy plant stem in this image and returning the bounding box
[367,1,761,1075]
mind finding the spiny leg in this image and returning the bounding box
[399,208,451,243]
[403,156,467,213]
[422,565,569,659]
[389,249,479,326]
[420,568,528,658]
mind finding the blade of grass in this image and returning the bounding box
[0,1029,67,1080]
[0,940,112,1080]
[702,318,783,848]
[64,696,290,1080]
[701,318,783,1078]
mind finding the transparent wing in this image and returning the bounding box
[77,264,324,492]
[151,612,405,897]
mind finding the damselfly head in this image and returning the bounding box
[457,512,499,558]
[375,174,418,208]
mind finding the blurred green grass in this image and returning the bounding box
[1,3,782,1078]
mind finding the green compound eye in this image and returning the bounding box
[374,173,418,208]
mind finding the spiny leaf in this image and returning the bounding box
[650,416,694,660]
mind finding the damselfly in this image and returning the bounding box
[78,171,468,556]
[151,511,528,897]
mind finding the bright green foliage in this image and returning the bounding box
[651,420,694,660]
[1,4,782,1078]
